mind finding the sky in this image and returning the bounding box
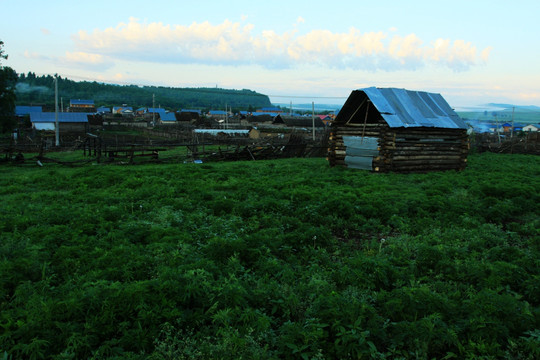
[1,0,539,109]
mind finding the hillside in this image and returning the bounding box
[14,73,272,111]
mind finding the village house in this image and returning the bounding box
[523,124,540,132]
[30,112,89,132]
[69,99,96,113]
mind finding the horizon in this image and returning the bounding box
[2,1,539,109]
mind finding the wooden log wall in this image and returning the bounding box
[328,122,469,173]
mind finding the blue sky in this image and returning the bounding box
[1,0,539,108]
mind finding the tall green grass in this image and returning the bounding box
[0,153,539,359]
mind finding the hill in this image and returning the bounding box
[14,73,272,111]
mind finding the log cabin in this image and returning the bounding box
[328,87,469,172]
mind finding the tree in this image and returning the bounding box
[0,40,17,132]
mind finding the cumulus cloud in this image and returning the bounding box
[72,18,491,72]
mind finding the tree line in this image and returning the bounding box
[15,72,272,112]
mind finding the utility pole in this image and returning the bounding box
[510,106,515,138]
[312,102,315,141]
[225,104,228,129]
[494,114,501,143]
[55,74,59,146]
[152,94,155,126]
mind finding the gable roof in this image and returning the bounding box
[336,87,466,129]
[160,112,176,122]
[274,115,325,127]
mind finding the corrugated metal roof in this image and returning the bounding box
[338,87,466,129]
[30,112,89,123]
[160,113,176,121]
[70,99,94,105]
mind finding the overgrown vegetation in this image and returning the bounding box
[15,73,271,111]
[1,153,539,359]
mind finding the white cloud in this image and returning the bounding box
[25,49,113,70]
[72,18,491,72]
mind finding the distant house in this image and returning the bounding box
[159,112,177,124]
[247,112,274,124]
[178,109,201,122]
[147,107,166,115]
[501,123,513,132]
[512,123,525,132]
[30,112,89,132]
[523,124,540,132]
[69,99,96,113]
[112,106,134,115]
[208,110,228,120]
[96,106,111,114]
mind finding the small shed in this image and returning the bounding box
[328,87,469,172]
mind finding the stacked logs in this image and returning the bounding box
[328,122,469,173]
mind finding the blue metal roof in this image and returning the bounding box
[337,87,466,129]
[209,110,227,115]
[251,112,276,117]
[160,112,176,121]
[147,107,166,114]
[70,99,94,105]
[15,106,43,115]
[30,112,89,123]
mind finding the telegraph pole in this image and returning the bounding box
[225,104,228,129]
[511,106,515,138]
[312,102,315,141]
[55,74,59,146]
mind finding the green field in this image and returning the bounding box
[1,153,539,359]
